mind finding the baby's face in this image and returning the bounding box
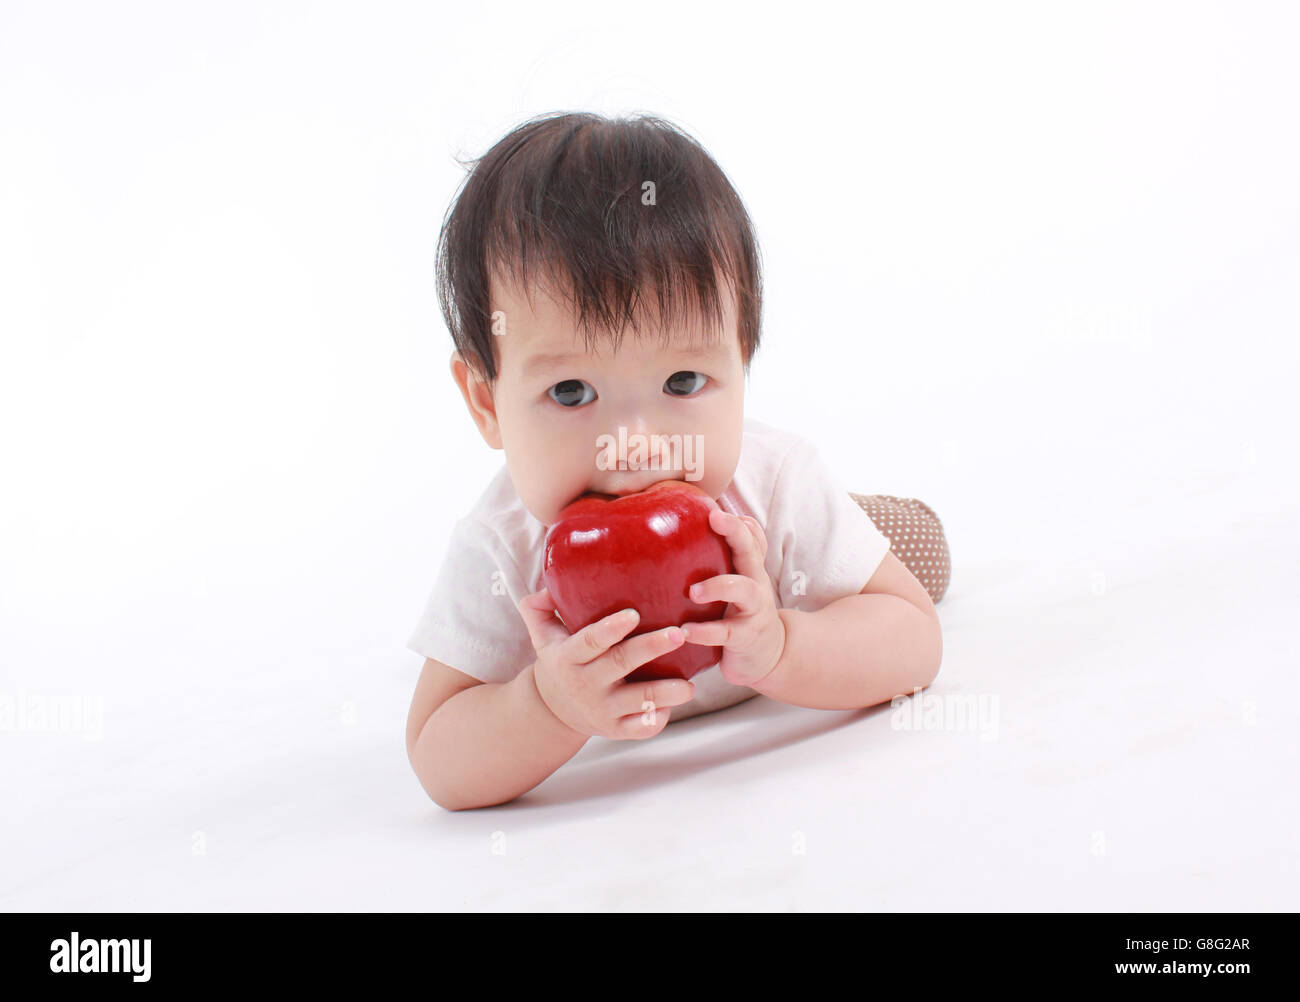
[470,277,746,527]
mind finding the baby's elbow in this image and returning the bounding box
[918,613,943,690]
[434,791,517,812]
[419,777,475,813]
[414,768,515,812]
[408,751,468,812]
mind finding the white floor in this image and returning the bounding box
[5,454,1296,912]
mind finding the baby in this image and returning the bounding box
[406,112,947,811]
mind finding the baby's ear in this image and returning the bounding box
[449,351,503,449]
[448,349,478,379]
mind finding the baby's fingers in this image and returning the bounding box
[517,588,571,652]
[562,606,645,666]
[611,678,697,739]
[595,623,687,686]
[615,677,696,720]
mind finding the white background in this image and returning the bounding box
[2,1,1297,911]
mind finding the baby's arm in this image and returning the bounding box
[756,549,942,709]
[406,656,588,811]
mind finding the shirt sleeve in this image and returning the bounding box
[766,436,892,613]
[405,516,537,684]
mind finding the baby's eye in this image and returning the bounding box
[548,379,596,408]
[664,371,708,396]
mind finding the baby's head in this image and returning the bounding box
[437,111,764,526]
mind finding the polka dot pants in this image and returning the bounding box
[848,493,951,604]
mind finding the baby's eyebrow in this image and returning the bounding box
[522,350,583,379]
[523,344,730,379]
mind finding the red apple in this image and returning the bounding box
[541,480,734,682]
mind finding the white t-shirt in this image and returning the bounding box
[406,415,892,721]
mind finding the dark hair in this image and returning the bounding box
[435,111,764,383]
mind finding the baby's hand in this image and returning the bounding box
[680,509,786,689]
[518,588,696,740]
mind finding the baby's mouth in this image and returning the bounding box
[573,477,685,507]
